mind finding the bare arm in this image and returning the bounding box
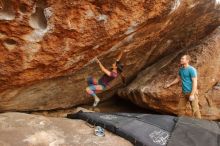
[164,76,180,88]
[116,51,123,62]
[190,77,197,96]
[95,58,111,76]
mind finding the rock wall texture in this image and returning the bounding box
[0,0,219,119]
[0,112,132,146]
[118,27,220,120]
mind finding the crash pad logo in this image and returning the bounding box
[100,115,118,120]
[149,130,170,145]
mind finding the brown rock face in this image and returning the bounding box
[0,112,132,146]
[0,0,219,119]
[118,27,220,120]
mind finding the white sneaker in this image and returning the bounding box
[93,98,100,107]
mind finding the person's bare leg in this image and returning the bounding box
[86,85,104,107]
[93,95,100,107]
[87,77,98,85]
[92,85,105,107]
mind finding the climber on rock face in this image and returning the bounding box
[164,54,201,119]
[86,51,125,107]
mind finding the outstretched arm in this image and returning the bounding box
[164,76,180,88]
[95,58,111,76]
[116,51,123,62]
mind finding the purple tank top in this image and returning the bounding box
[98,72,118,86]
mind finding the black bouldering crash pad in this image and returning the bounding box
[67,112,220,146]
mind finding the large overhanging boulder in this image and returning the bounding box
[0,0,219,116]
